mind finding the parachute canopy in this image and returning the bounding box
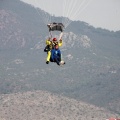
[47,22,64,32]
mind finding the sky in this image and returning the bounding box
[20,0,120,31]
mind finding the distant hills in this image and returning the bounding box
[0,0,120,117]
[0,90,119,120]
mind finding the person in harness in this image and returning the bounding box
[44,22,65,65]
[44,37,63,64]
[51,40,65,66]
[51,43,62,65]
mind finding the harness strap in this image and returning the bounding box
[49,31,52,40]
[59,32,63,40]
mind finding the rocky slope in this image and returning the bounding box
[0,90,119,120]
[0,0,120,115]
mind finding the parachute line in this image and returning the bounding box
[34,0,93,29]
[62,0,93,28]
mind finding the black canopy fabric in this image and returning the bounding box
[47,23,64,32]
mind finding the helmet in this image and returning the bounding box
[53,38,57,41]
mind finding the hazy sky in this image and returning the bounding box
[20,0,120,31]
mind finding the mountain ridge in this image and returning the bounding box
[0,0,120,116]
[0,90,119,120]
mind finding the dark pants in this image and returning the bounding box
[50,54,61,65]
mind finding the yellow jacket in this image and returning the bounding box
[45,39,63,50]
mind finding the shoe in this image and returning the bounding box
[59,61,65,66]
[46,61,49,64]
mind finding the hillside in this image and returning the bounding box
[0,0,120,115]
[0,90,119,120]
